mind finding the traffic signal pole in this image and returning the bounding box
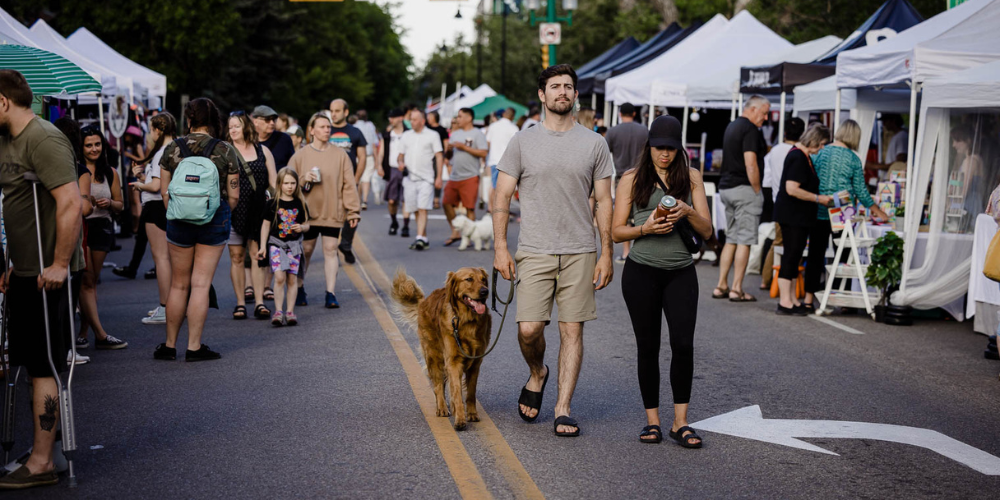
[529,1,573,68]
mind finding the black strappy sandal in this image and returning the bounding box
[253,303,271,320]
[554,415,580,437]
[669,426,703,448]
[232,305,247,320]
[517,365,549,422]
[639,425,662,444]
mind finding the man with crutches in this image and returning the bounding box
[0,70,83,490]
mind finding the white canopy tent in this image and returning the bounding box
[67,27,167,106]
[605,14,729,106]
[30,20,125,99]
[891,60,1000,320]
[0,7,39,47]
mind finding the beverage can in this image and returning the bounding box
[311,166,321,183]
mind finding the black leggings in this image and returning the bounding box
[621,259,699,408]
[778,223,809,281]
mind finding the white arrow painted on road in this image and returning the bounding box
[691,406,1000,475]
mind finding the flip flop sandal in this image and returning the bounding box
[254,304,271,319]
[244,286,254,301]
[232,305,247,320]
[442,237,459,247]
[711,287,730,299]
[517,365,549,422]
[639,425,662,444]
[729,292,757,302]
[668,426,703,448]
[554,415,580,437]
[263,288,274,300]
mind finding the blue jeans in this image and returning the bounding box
[166,203,231,248]
[490,165,499,189]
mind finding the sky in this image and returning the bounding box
[381,0,478,68]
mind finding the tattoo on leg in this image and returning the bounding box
[40,395,58,432]
[494,208,510,215]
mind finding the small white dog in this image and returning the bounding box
[451,213,494,251]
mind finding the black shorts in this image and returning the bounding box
[85,217,115,253]
[141,201,167,231]
[303,225,341,241]
[7,272,81,378]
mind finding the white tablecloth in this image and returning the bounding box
[967,214,1000,319]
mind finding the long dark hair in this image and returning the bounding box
[140,112,178,164]
[630,141,691,208]
[184,97,224,138]
[80,126,114,184]
[53,117,82,163]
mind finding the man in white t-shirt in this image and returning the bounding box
[397,109,443,250]
[355,109,381,209]
[484,107,520,210]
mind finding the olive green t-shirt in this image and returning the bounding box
[0,118,84,277]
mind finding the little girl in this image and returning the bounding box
[258,167,310,326]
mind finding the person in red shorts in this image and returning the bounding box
[442,107,488,247]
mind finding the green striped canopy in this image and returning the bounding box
[0,44,101,96]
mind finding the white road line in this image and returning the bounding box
[383,214,450,220]
[810,315,865,335]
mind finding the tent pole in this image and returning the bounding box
[730,93,737,122]
[738,93,743,114]
[612,102,620,127]
[700,132,707,174]
[778,91,786,144]
[904,81,920,214]
[604,99,611,128]
[648,105,655,130]
[833,89,842,136]
[681,105,689,150]
[97,95,106,137]
[591,93,596,111]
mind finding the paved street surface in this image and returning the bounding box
[6,208,1000,499]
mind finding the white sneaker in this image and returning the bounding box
[67,351,90,365]
[143,306,166,325]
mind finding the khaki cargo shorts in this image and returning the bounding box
[514,250,598,324]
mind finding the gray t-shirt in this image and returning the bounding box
[605,121,648,175]
[448,128,487,181]
[497,123,614,255]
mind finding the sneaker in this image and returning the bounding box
[142,306,166,325]
[272,311,284,326]
[75,337,89,349]
[295,287,308,307]
[409,240,421,250]
[153,343,176,360]
[325,292,340,309]
[361,202,368,211]
[95,335,128,350]
[339,244,356,264]
[285,312,298,326]
[0,464,58,490]
[185,344,221,362]
[389,221,399,235]
[401,226,410,238]
[614,256,627,264]
[111,266,135,280]
[67,351,90,366]
[144,268,157,280]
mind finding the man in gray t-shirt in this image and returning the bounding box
[605,102,647,177]
[493,64,614,437]
[443,108,488,245]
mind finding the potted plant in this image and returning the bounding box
[894,202,905,231]
[865,231,906,323]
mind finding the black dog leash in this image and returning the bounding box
[452,268,517,359]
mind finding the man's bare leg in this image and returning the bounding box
[716,242,736,293]
[554,322,583,434]
[25,377,58,474]
[731,244,752,298]
[517,321,547,419]
[416,209,428,239]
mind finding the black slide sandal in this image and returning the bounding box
[517,365,549,422]
[232,305,247,320]
[669,426,703,448]
[554,416,580,437]
[639,425,662,444]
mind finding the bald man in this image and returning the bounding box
[328,98,368,264]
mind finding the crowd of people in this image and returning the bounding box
[0,57,954,489]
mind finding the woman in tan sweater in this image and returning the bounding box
[290,111,361,308]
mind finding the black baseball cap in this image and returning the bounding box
[388,108,405,118]
[649,115,683,150]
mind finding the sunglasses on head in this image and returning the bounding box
[230,110,246,117]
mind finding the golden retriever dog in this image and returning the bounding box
[391,267,491,430]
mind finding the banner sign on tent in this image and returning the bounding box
[740,63,836,94]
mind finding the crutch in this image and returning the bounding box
[24,172,78,488]
[1,242,21,466]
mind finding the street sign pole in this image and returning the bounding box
[528,0,573,69]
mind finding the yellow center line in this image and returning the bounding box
[352,237,545,500]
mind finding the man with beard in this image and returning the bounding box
[492,64,615,437]
[327,99,367,264]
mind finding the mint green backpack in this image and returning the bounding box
[166,138,221,225]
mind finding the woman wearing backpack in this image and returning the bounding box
[156,98,241,362]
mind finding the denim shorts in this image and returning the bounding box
[166,203,231,248]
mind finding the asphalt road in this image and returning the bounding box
[5,203,1000,499]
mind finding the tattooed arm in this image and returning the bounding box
[228,173,239,210]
